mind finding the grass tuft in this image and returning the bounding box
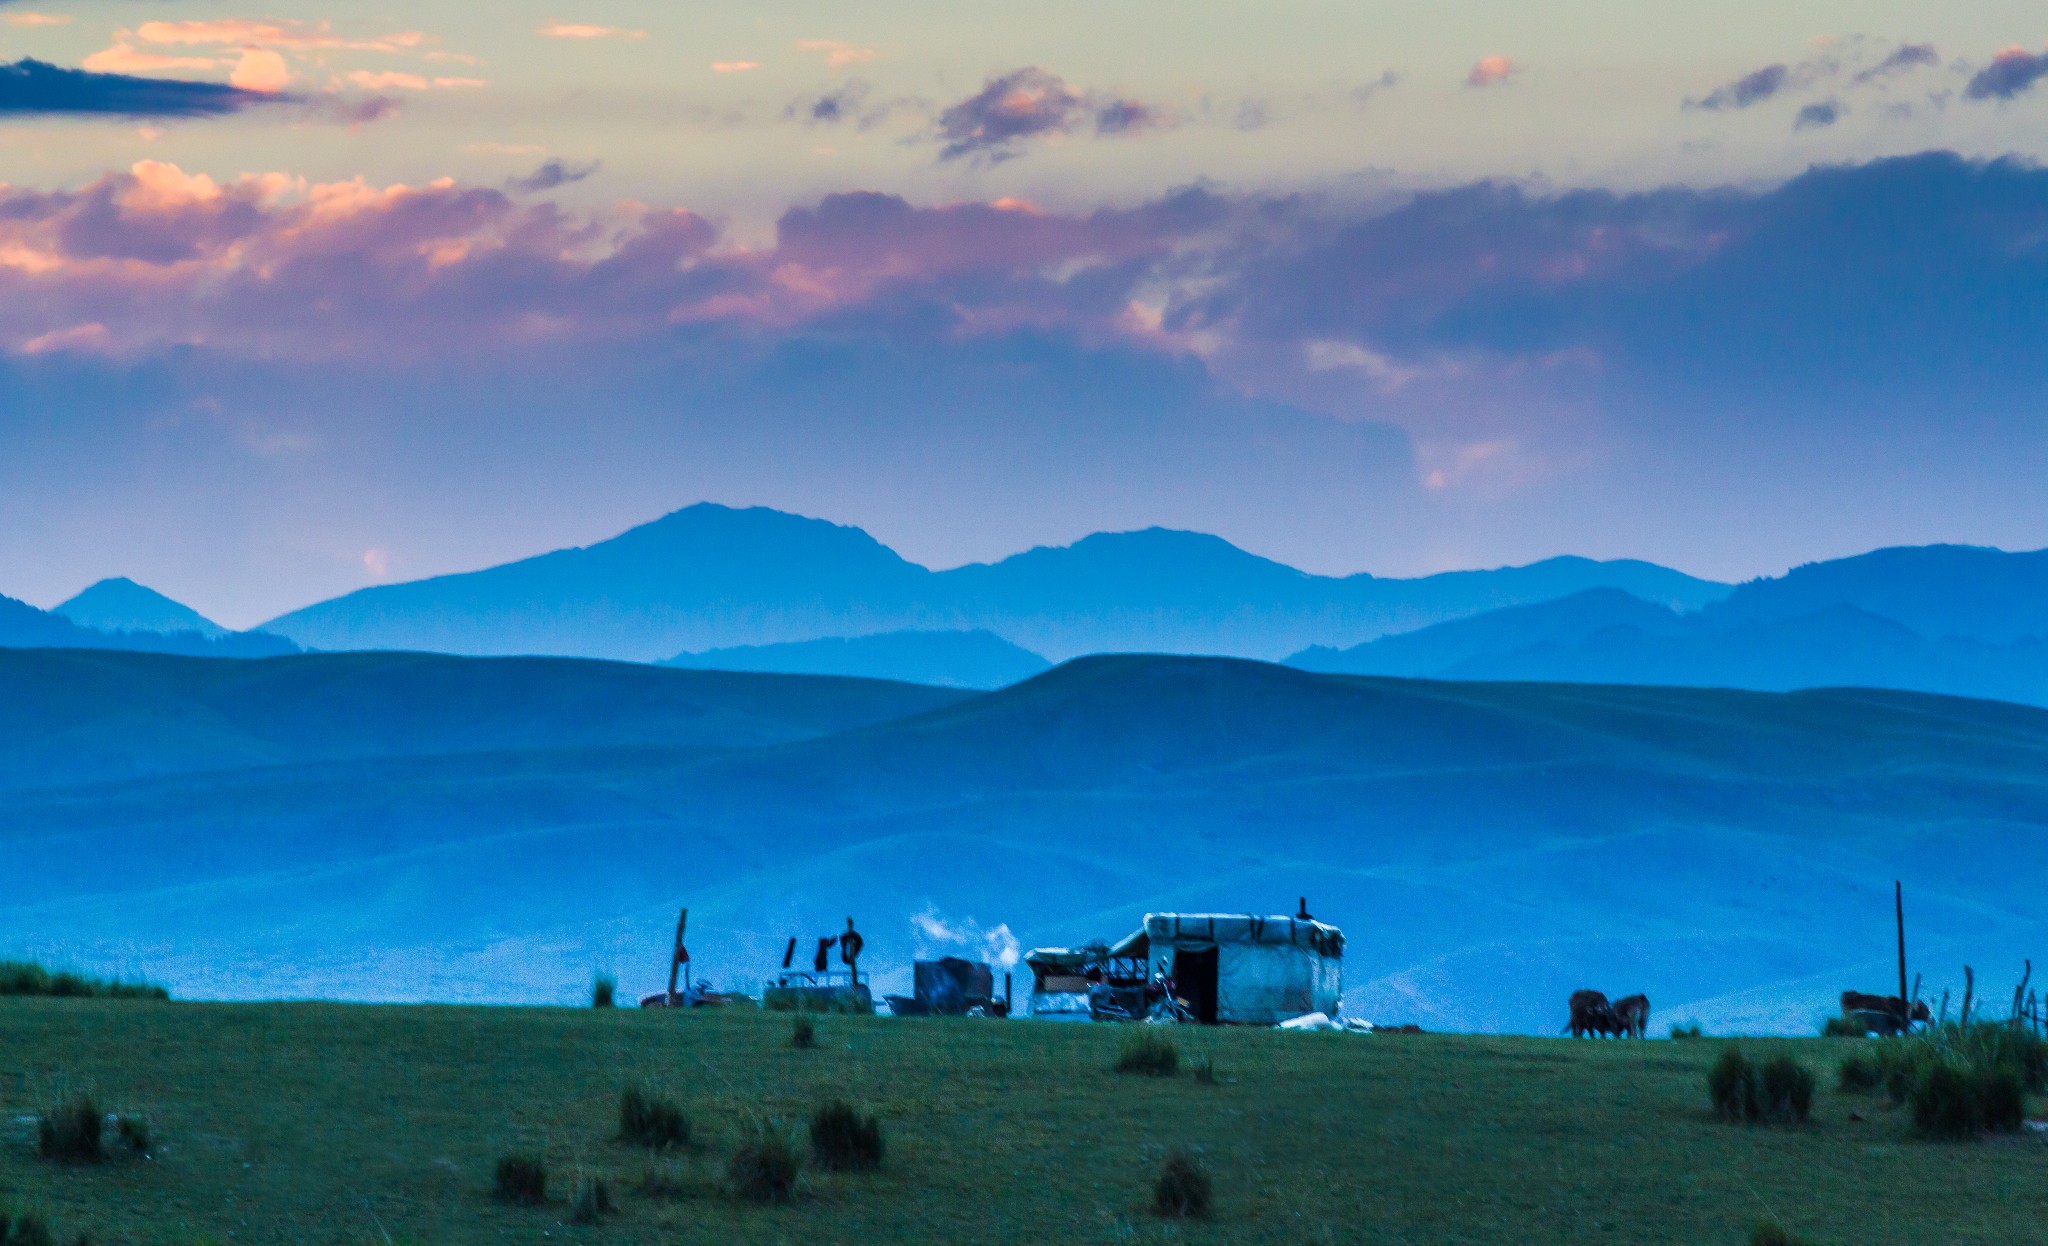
[1669,1022,1704,1040]
[569,1174,614,1225]
[1115,1030,1179,1077]
[36,1094,104,1163]
[492,1153,548,1205]
[1820,1015,1869,1038]
[618,1085,691,1150]
[1152,1147,1211,1219]
[809,1100,884,1172]
[1759,1055,1815,1124]
[791,1013,816,1049]
[1707,1048,1811,1124]
[634,1158,691,1200]
[1192,1056,1218,1085]
[1837,1051,1881,1093]
[115,1114,151,1156]
[591,974,616,1009]
[1750,1220,1805,1246]
[726,1124,801,1204]
[0,1209,58,1246]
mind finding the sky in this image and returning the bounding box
[3,1,2048,626]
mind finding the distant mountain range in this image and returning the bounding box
[666,628,1050,690]
[0,588,297,660]
[259,503,1728,663]
[1290,545,2048,708]
[21,509,2048,707]
[57,577,229,638]
[4,648,2041,1035]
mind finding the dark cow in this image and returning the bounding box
[1840,991,1931,1037]
[1565,989,1618,1038]
[1611,994,1650,1039]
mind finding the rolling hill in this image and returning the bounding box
[259,503,1729,662]
[3,648,2042,1034]
[665,628,1051,689]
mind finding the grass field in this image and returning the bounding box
[0,1000,2042,1245]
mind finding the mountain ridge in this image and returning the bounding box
[259,502,1730,662]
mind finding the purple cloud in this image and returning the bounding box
[1966,48,2048,100]
[1687,64,1789,110]
[1852,43,1938,85]
[935,67,1162,162]
[1794,100,1841,129]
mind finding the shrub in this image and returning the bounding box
[115,1114,151,1156]
[591,974,616,1009]
[809,1100,883,1172]
[1670,1022,1704,1040]
[791,1013,816,1050]
[1821,1015,1869,1038]
[1152,1148,1211,1219]
[1115,1030,1180,1077]
[727,1125,801,1204]
[492,1153,548,1205]
[1751,1221,1805,1246]
[570,1174,614,1225]
[618,1085,691,1150]
[37,1094,104,1163]
[0,960,167,1000]
[1837,1051,1881,1093]
[1758,1056,1815,1124]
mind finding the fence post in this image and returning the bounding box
[1895,881,1910,1030]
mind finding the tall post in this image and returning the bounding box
[1895,880,1909,1031]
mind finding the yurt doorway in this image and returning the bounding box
[1172,945,1220,1024]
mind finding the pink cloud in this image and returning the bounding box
[538,23,647,41]
[1466,55,1515,88]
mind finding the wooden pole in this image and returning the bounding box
[1895,881,1909,1031]
[2012,959,2032,1028]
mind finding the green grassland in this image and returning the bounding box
[1,1001,2042,1245]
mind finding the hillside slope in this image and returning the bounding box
[666,628,1051,689]
[1289,588,2048,708]
[0,648,973,790]
[2,652,2041,1033]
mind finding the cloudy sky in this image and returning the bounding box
[4,1,2048,625]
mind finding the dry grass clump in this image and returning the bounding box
[1706,1048,1812,1124]
[1115,1030,1179,1077]
[726,1124,801,1204]
[492,1153,548,1205]
[1152,1148,1211,1219]
[618,1085,691,1150]
[809,1100,884,1172]
[36,1094,103,1164]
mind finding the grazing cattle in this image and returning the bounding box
[1611,994,1650,1039]
[1840,991,1931,1037]
[1565,989,1618,1038]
